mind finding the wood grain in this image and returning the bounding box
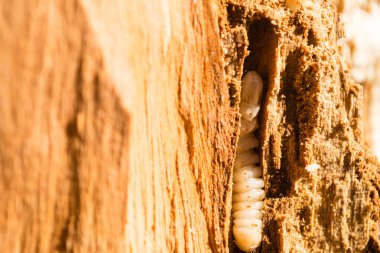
[0,0,379,253]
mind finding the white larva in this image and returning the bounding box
[240,118,259,135]
[234,151,260,168]
[236,135,259,153]
[233,178,265,192]
[233,165,262,180]
[232,201,264,212]
[240,103,260,121]
[233,71,264,252]
[233,189,265,202]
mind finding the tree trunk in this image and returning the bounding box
[0,0,379,253]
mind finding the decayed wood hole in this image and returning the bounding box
[231,17,279,252]
[224,1,380,252]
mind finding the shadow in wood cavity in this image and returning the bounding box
[243,18,285,200]
[231,18,280,253]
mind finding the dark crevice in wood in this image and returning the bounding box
[226,3,247,28]
[228,82,240,107]
[244,18,280,199]
[262,219,282,253]
[364,236,380,253]
[233,16,283,252]
[60,49,85,252]
[244,18,278,84]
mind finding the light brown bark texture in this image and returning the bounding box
[0,0,236,252]
[0,0,379,253]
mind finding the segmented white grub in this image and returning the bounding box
[233,71,264,252]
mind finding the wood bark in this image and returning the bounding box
[0,0,379,253]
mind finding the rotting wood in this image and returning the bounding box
[223,1,380,252]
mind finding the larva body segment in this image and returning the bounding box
[233,178,264,193]
[233,227,262,252]
[240,118,259,135]
[233,71,264,252]
[233,209,262,219]
[232,201,264,212]
[233,165,262,181]
[233,218,262,227]
[234,151,260,168]
[236,135,259,153]
[240,103,260,121]
[232,189,265,202]
[240,72,263,109]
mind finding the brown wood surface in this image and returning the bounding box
[0,0,237,252]
[0,0,379,253]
